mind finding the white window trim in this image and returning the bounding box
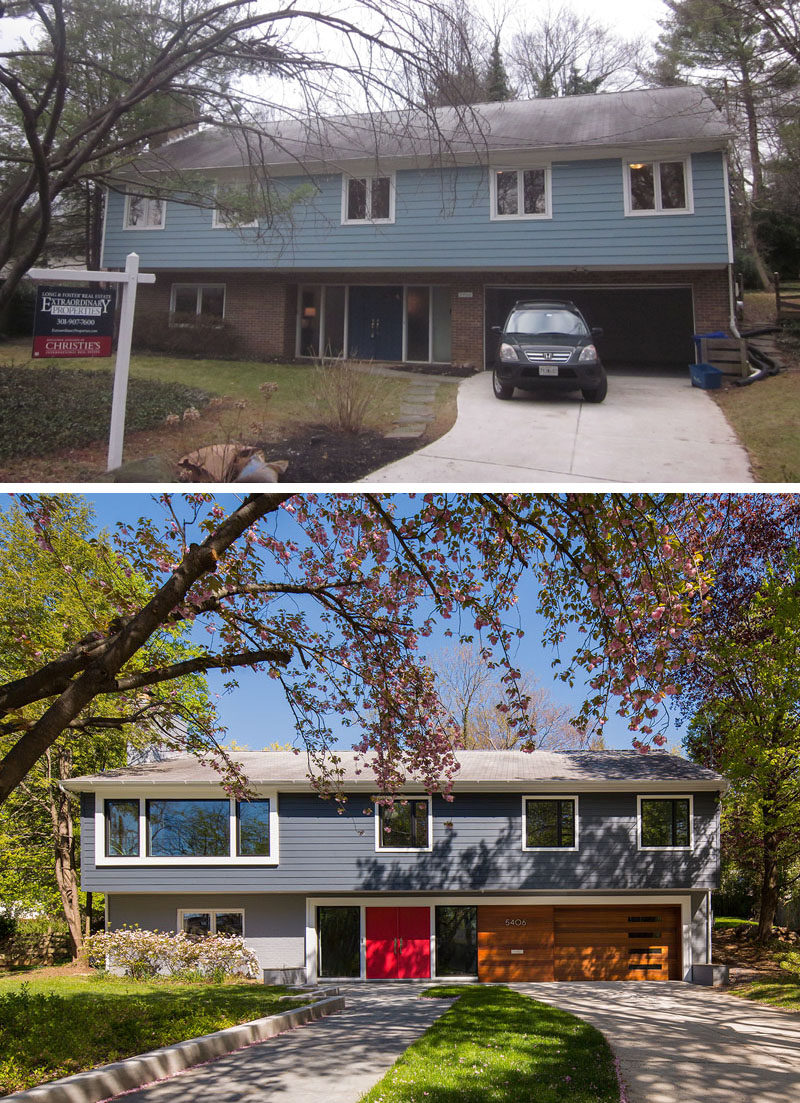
[170,282,226,322]
[341,173,396,225]
[490,166,552,221]
[623,157,693,216]
[521,794,580,852]
[374,795,433,853]
[95,789,279,866]
[178,908,246,936]
[211,184,258,229]
[637,793,694,851]
[123,193,166,230]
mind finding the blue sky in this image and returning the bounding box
[7,491,684,753]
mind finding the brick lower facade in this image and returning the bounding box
[131,267,732,367]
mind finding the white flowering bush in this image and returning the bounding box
[84,926,259,981]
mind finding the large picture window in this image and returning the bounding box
[523,797,577,850]
[376,798,431,850]
[98,792,278,864]
[639,797,692,849]
[491,167,550,219]
[147,799,229,857]
[625,159,691,214]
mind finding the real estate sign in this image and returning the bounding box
[32,285,116,358]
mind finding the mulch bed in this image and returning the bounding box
[713,925,800,983]
[261,425,423,482]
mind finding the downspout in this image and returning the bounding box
[707,889,713,963]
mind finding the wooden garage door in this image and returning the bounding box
[478,905,554,982]
[553,906,682,981]
[477,904,681,982]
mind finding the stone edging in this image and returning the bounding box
[4,992,346,1103]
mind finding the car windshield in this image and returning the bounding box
[505,308,588,338]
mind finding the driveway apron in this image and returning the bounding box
[517,980,800,1103]
[109,983,449,1103]
[367,370,754,483]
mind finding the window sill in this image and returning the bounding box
[96,856,278,866]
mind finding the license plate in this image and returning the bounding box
[538,364,559,377]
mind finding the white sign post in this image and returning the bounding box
[28,252,156,471]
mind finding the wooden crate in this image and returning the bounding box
[698,336,749,378]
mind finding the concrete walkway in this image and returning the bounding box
[109,984,450,1103]
[367,369,754,483]
[518,981,800,1103]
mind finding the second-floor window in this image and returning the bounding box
[491,168,550,219]
[376,798,431,850]
[639,796,692,849]
[625,159,691,214]
[343,175,394,223]
[99,794,276,863]
[523,796,578,850]
[123,194,165,229]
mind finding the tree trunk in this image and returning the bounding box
[48,747,83,958]
[756,829,780,942]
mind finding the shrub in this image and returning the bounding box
[313,357,383,434]
[133,311,242,359]
[83,926,259,981]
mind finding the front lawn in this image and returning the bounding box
[0,341,447,481]
[360,985,620,1103]
[0,971,305,1094]
[711,292,800,482]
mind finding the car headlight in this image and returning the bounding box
[499,342,519,362]
[578,344,598,362]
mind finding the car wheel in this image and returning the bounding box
[492,371,515,400]
[581,375,608,403]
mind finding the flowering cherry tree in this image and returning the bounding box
[0,491,716,804]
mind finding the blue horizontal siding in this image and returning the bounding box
[102,152,729,271]
[80,790,719,894]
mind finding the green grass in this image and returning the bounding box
[0,339,414,440]
[714,917,757,932]
[360,985,619,1103]
[0,972,305,1094]
[0,362,209,461]
[728,977,800,1012]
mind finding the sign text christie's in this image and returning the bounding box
[32,285,116,358]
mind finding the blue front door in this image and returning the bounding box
[348,286,403,361]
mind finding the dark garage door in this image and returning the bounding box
[485,286,695,370]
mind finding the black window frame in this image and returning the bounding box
[104,797,140,858]
[523,796,577,850]
[377,797,431,850]
[639,796,692,849]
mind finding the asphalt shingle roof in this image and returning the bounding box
[135,86,730,174]
[66,749,725,791]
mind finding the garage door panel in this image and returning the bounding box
[477,904,681,982]
[485,286,695,369]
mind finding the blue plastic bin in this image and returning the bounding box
[690,362,723,390]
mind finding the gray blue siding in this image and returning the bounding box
[81,790,719,894]
[102,153,729,271]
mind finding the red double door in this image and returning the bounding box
[365,907,431,979]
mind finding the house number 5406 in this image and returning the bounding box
[505,918,527,927]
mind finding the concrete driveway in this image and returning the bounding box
[518,981,800,1103]
[368,369,754,483]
